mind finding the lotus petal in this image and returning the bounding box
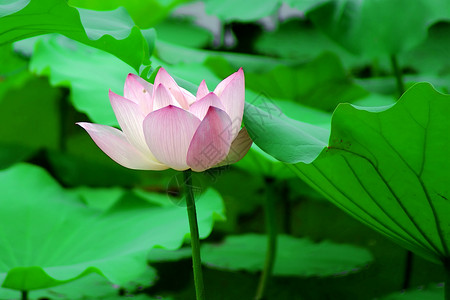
[196,80,210,100]
[108,91,162,164]
[213,69,238,97]
[153,83,180,111]
[143,106,201,170]
[181,86,196,105]
[77,123,167,170]
[187,107,233,172]
[124,73,153,115]
[189,92,225,121]
[153,68,189,109]
[214,68,245,141]
[216,127,253,167]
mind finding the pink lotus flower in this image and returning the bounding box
[78,68,252,172]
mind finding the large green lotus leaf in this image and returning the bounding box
[400,22,450,76]
[157,57,223,90]
[0,0,29,17]
[68,0,191,28]
[244,101,330,164]
[0,267,158,299]
[0,163,224,291]
[153,18,214,48]
[203,0,279,22]
[240,85,332,131]
[284,0,327,12]
[254,20,368,69]
[155,40,299,73]
[29,35,133,125]
[203,0,323,23]
[308,0,450,57]
[0,0,150,71]
[237,98,332,178]
[201,234,373,276]
[147,247,192,263]
[235,145,295,179]
[244,83,450,263]
[351,93,396,108]
[71,186,126,211]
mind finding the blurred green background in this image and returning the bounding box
[0,0,449,299]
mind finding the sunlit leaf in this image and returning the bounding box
[30,35,133,126]
[71,186,126,211]
[244,101,329,164]
[0,163,224,291]
[237,98,332,178]
[0,0,151,70]
[245,83,450,263]
[68,0,191,28]
[0,267,157,299]
[148,248,192,263]
[0,0,30,18]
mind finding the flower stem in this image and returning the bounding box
[281,181,291,234]
[391,54,414,291]
[183,170,206,300]
[390,54,405,97]
[255,177,278,300]
[401,250,414,290]
[21,291,28,300]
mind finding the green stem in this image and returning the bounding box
[59,88,70,152]
[21,290,28,300]
[391,55,415,291]
[281,181,291,234]
[371,58,380,77]
[390,54,405,97]
[401,250,413,290]
[183,170,206,300]
[255,178,278,300]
